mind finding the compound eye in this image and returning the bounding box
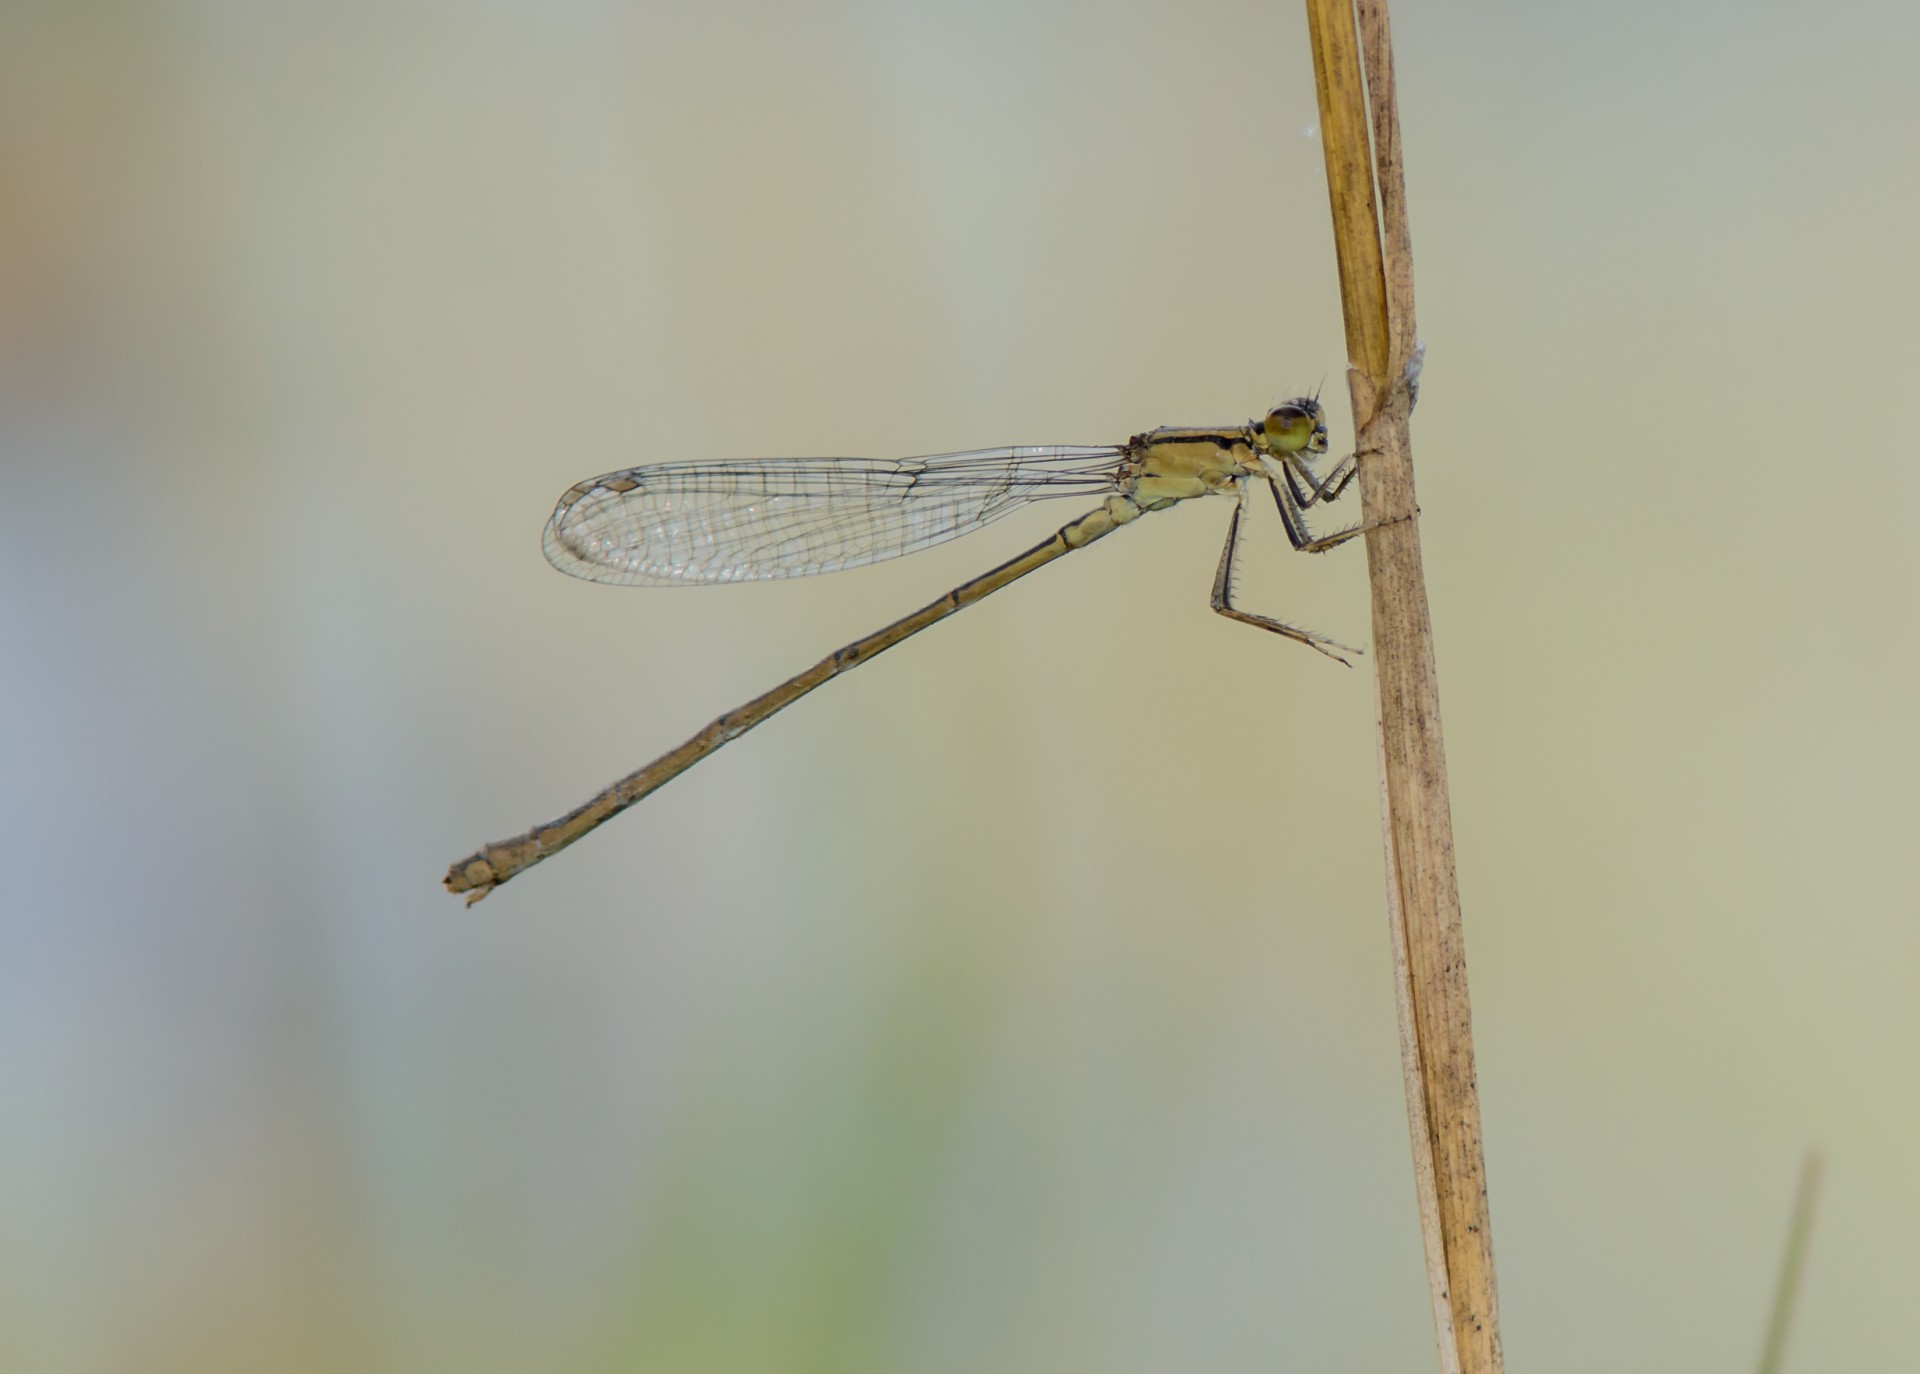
[1263,404,1320,453]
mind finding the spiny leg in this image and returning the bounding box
[1282,448,1360,508]
[1298,513,1415,553]
[1252,449,1361,550]
[1266,466,1416,556]
[1266,461,1316,550]
[1210,481,1358,665]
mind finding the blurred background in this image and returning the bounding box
[3,0,1916,1369]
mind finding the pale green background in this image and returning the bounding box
[3,1,1916,1370]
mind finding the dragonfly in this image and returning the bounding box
[446,396,1370,902]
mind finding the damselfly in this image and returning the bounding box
[447,397,1368,902]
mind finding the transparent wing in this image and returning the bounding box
[542,446,1127,585]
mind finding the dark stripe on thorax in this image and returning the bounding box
[1129,426,1253,450]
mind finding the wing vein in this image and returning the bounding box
[542,446,1126,585]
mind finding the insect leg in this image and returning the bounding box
[1265,462,1415,556]
[1210,481,1358,664]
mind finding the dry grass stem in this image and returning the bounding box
[1304,2,1503,1370]
[1755,1151,1824,1374]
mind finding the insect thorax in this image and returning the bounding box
[1126,427,1256,507]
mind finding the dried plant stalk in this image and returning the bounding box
[1755,1151,1823,1374]
[1303,2,1503,1370]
